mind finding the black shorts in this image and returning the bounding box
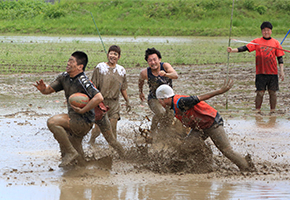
[255,74,279,91]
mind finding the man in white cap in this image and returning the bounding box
[155,79,256,172]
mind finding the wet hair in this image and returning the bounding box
[71,51,88,71]
[260,21,273,30]
[108,45,121,57]
[144,47,162,61]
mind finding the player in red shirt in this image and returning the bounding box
[156,80,256,172]
[227,21,285,115]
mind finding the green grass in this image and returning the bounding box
[1,35,289,74]
[0,0,289,36]
[0,36,260,74]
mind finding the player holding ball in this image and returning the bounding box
[34,51,124,167]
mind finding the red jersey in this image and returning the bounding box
[173,95,217,129]
[246,37,284,75]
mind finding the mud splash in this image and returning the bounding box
[1,65,290,199]
[1,115,290,199]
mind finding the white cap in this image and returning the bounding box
[156,84,174,99]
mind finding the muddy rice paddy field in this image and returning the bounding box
[0,64,290,199]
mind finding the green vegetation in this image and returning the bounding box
[0,0,289,36]
[0,0,289,74]
[0,36,262,74]
[1,35,289,74]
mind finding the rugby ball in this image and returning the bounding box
[69,93,90,108]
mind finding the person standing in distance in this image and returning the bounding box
[89,45,131,144]
[227,21,285,115]
[138,47,178,132]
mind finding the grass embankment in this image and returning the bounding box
[0,0,289,36]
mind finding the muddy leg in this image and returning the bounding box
[96,114,124,157]
[68,116,93,166]
[59,144,66,158]
[110,118,118,140]
[148,99,166,132]
[255,90,265,112]
[269,90,277,112]
[47,115,78,167]
[69,134,86,166]
[206,125,254,172]
[89,125,101,145]
[160,106,174,129]
[150,114,159,133]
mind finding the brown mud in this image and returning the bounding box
[1,64,290,199]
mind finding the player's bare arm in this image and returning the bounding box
[279,64,285,81]
[197,79,234,102]
[138,69,147,101]
[227,47,239,53]
[159,63,178,79]
[33,79,55,94]
[71,93,104,114]
[121,89,131,112]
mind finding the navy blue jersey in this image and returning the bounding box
[50,72,99,123]
[147,62,173,100]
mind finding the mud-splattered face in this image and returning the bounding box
[107,50,120,65]
[147,54,161,70]
[262,28,272,39]
[66,56,83,77]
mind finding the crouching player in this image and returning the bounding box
[155,80,255,172]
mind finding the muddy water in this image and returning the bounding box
[1,47,290,199]
[1,179,290,200]
[1,115,290,199]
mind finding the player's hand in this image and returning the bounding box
[126,101,131,112]
[33,79,46,92]
[227,47,233,53]
[71,104,85,114]
[139,92,145,101]
[159,70,167,77]
[220,79,234,94]
[279,71,285,81]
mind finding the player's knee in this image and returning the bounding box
[256,91,265,97]
[268,90,276,96]
[47,117,55,129]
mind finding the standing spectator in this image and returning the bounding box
[227,21,285,115]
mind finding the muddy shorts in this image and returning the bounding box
[255,74,279,91]
[104,99,120,120]
[69,115,93,137]
[95,113,111,132]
